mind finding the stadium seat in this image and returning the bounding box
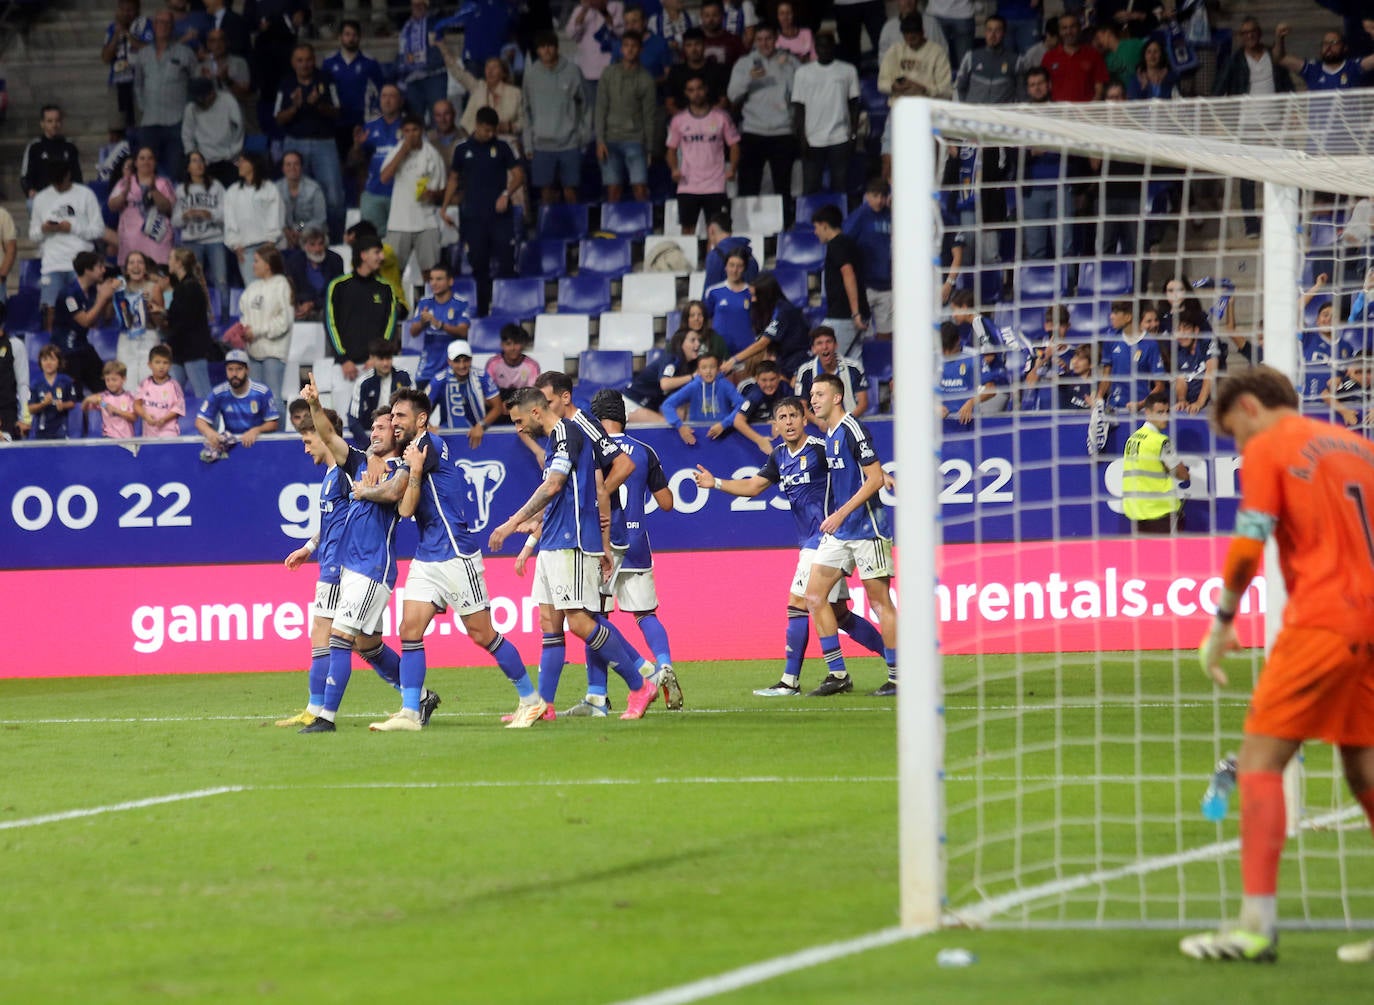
[1077,259,1134,297]
[178,397,200,435]
[773,267,809,306]
[452,276,478,307]
[803,304,827,329]
[1017,264,1064,302]
[1015,305,1049,342]
[1068,300,1112,340]
[663,199,707,238]
[490,277,545,322]
[537,202,589,243]
[664,310,681,336]
[644,346,667,372]
[468,315,512,353]
[793,192,846,230]
[533,313,591,360]
[557,275,612,315]
[18,259,41,291]
[619,273,677,315]
[577,349,634,392]
[775,230,824,272]
[732,194,784,237]
[599,200,653,240]
[862,339,893,411]
[286,323,326,394]
[687,271,705,301]
[644,233,700,273]
[89,325,119,360]
[1308,219,1338,250]
[577,237,633,279]
[956,266,1004,306]
[229,288,243,317]
[515,239,568,281]
[7,287,40,332]
[597,312,655,353]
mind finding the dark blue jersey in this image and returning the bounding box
[1103,335,1165,410]
[702,282,755,354]
[52,280,95,353]
[608,433,668,571]
[735,377,794,424]
[824,414,891,542]
[361,115,401,196]
[842,202,893,290]
[757,436,829,549]
[1173,335,1219,403]
[408,429,481,561]
[570,407,624,475]
[317,446,369,585]
[541,418,602,553]
[340,456,404,587]
[413,294,470,383]
[28,372,76,439]
[1299,329,1355,401]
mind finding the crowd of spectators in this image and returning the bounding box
[2,0,1370,450]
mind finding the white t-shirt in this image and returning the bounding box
[790,59,860,147]
[28,184,105,274]
[383,140,448,233]
[1245,51,1276,96]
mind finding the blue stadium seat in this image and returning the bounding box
[537,202,590,242]
[1068,300,1112,340]
[490,277,545,321]
[577,349,634,392]
[803,304,827,329]
[577,237,633,279]
[229,288,243,317]
[1308,219,1338,250]
[7,287,40,332]
[859,75,888,115]
[67,402,89,438]
[469,314,514,353]
[773,266,809,306]
[1077,259,1134,297]
[453,276,478,307]
[18,259,41,291]
[86,178,119,229]
[775,231,824,272]
[793,192,846,231]
[208,361,228,386]
[1017,264,1064,302]
[644,346,667,372]
[89,325,119,360]
[664,310,681,336]
[179,397,201,435]
[599,200,653,240]
[862,339,893,411]
[557,275,612,316]
[1304,297,1331,328]
[1016,304,1050,342]
[957,266,1004,305]
[516,239,568,281]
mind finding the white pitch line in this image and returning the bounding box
[0,786,245,831]
[255,776,898,791]
[606,926,927,1005]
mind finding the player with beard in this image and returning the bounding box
[369,388,539,730]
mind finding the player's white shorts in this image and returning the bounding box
[404,555,490,616]
[312,580,341,620]
[334,568,392,635]
[791,547,851,602]
[814,534,894,581]
[601,550,659,612]
[532,548,601,611]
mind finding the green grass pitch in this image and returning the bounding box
[1,656,1370,1003]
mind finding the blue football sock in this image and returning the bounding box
[585,643,609,697]
[360,642,402,690]
[634,612,672,666]
[838,609,885,656]
[819,634,847,678]
[883,647,898,682]
[784,607,809,679]
[484,633,536,699]
[323,635,354,716]
[591,616,646,689]
[537,632,566,704]
[308,647,329,707]
[399,639,425,712]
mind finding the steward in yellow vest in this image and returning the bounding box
[1122,391,1190,533]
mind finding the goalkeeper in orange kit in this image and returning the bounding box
[1185,365,1374,964]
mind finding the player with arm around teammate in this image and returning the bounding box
[695,394,888,695]
[372,388,541,730]
[802,374,897,696]
[1186,365,1374,964]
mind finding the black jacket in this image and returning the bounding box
[325,271,405,364]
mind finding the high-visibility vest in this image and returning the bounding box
[1121,422,1180,521]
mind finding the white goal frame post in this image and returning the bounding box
[892,91,1374,929]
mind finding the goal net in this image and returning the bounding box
[892,90,1374,930]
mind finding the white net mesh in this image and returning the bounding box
[910,91,1374,929]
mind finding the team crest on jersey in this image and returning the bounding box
[458,458,506,530]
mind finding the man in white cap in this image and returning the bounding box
[194,348,280,460]
[424,338,503,447]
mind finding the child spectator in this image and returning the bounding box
[485,323,541,393]
[29,344,78,439]
[135,342,186,438]
[83,359,138,438]
[662,348,745,445]
[347,338,412,442]
[238,243,295,398]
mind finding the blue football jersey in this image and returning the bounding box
[339,456,404,587]
[362,116,401,195]
[570,407,624,474]
[414,294,471,383]
[702,282,755,354]
[408,429,481,560]
[317,446,369,585]
[540,418,602,553]
[1103,335,1165,410]
[1299,329,1355,401]
[1173,336,1219,403]
[428,368,498,429]
[757,436,829,549]
[197,381,281,434]
[607,433,668,571]
[824,415,892,542]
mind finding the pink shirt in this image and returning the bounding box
[98,390,137,439]
[565,1,624,82]
[138,376,185,437]
[486,353,542,390]
[776,28,815,62]
[113,175,177,266]
[666,108,740,195]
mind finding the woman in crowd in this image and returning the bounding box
[620,326,702,422]
[173,150,229,322]
[774,1,815,61]
[113,250,165,389]
[108,145,176,267]
[161,247,216,400]
[703,248,756,363]
[237,243,295,398]
[729,271,810,377]
[1130,39,1179,100]
[674,299,730,366]
[223,152,284,285]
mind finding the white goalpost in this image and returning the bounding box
[893,90,1374,930]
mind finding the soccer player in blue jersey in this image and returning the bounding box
[803,374,898,696]
[490,388,664,726]
[194,349,281,460]
[558,389,685,716]
[373,388,540,730]
[695,395,887,695]
[296,375,412,733]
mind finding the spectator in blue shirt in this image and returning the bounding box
[703,212,760,290]
[1274,23,1374,91]
[662,348,745,445]
[323,21,385,137]
[409,262,471,387]
[29,344,78,439]
[285,226,345,322]
[349,83,405,237]
[195,348,281,459]
[426,338,503,446]
[703,248,756,354]
[615,5,673,83]
[731,359,791,454]
[397,0,449,123]
[844,178,893,339]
